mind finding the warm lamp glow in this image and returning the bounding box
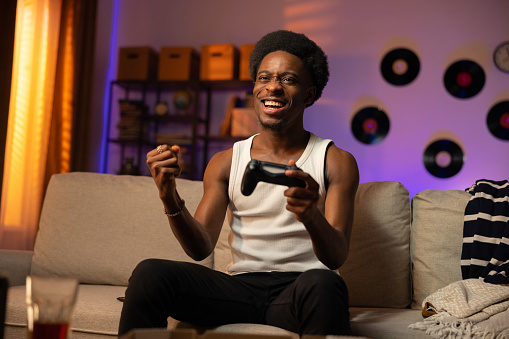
[0,0,62,249]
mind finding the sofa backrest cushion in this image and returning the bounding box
[214,181,413,308]
[31,172,212,286]
[339,181,412,308]
[411,189,471,309]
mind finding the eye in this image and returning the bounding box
[281,77,297,85]
[257,75,271,83]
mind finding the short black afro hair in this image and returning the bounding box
[249,30,329,106]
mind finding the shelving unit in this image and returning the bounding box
[199,80,254,175]
[104,79,254,179]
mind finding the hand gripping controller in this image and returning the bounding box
[241,159,306,196]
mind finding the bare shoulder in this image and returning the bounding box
[203,148,233,187]
[325,144,359,190]
[196,148,233,221]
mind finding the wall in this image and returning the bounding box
[90,0,509,197]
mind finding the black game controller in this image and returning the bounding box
[241,159,306,196]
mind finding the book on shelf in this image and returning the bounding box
[116,100,148,140]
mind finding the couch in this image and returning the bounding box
[1,172,472,339]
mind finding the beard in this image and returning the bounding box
[258,116,286,132]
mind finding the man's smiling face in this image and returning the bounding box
[253,50,316,132]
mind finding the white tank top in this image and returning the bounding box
[227,132,333,274]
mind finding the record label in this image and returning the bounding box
[362,118,378,134]
[423,139,464,178]
[351,107,390,144]
[487,101,509,140]
[501,113,509,129]
[392,59,408,75]
[456,72,472,87]
[435,151,452,168]
[444,60,485,99]
[381,48,420,86]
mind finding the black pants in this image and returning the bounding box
[118,259,350,337]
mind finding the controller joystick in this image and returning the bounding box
[241,159,306,196]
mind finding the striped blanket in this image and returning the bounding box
[462,179,509,284]
[410,179,509,338]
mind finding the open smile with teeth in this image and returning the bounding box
[263,100,285,108]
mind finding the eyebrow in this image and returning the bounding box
[257,70,300,78]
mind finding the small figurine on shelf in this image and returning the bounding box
[118,157,140,175]
[172,89,194,115]
[154,102,169,116]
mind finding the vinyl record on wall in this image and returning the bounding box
[351,106,390,144]
[380,48,420,86]
[443,60,485,99]
[486,100,509,140]
[423,139,464,178]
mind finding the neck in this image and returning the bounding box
[251,129,310,163]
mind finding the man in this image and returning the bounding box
[118,30,359,337]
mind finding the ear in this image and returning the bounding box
[305,86,317,106]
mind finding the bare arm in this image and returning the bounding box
[146,145,231,261]
[285,145,359,269]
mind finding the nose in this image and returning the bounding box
[265,77,283,92]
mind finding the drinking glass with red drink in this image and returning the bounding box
[26,276,78,339]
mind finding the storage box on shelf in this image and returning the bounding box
[239,44,255,81]
[158,47,200,81]
[117,47,158,81]
[200,44,239,81]
[231,108,260,137]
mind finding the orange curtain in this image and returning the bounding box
[0,0,96,250]
[46,0,97,185]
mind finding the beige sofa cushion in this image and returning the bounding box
[31,172,212,286]
[410,189,471,309]
[339,181,412,308]
[213,218,233,272]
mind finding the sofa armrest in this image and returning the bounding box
[0,249,33,286]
